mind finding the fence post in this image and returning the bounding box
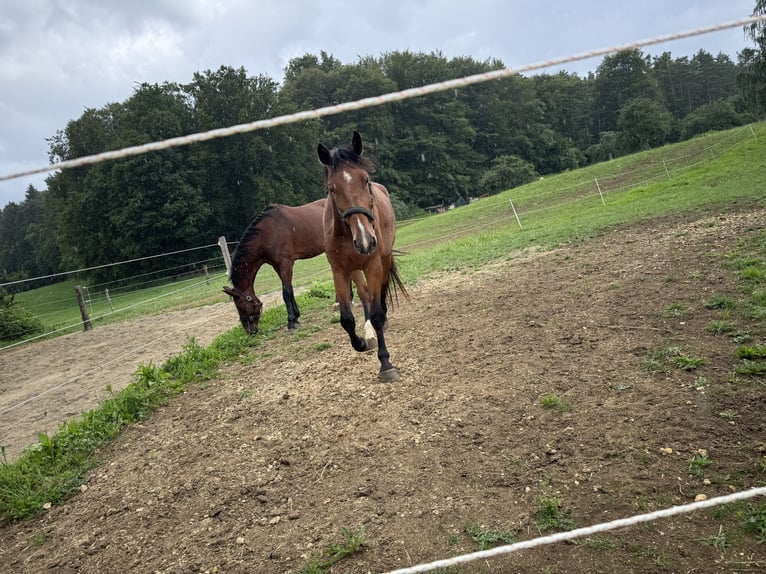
[508,199,523,230]
[74,286,93,331]
[662,159,671,180]
[594,178,606,206]
[749,124,757,141]
[203,264,210,285]
[218,236,232,276]
[105,288,114,312]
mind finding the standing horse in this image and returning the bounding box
[223,199,326,335]
[318,131,408,382]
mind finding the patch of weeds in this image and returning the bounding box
[463,522,515,550]
[700,525,729,552]
[539,394,569,412]
[644,346,681,373]
[736,344,766,360]
[312,342,332,352]
[28,532,48,547]
[632,450,654,466]
[718,410,740,420]
[689,449,713,478]
[237,388,254,399]
[732,331,754,344]
[738,503,766,543]
[673,353,707,371]
[693,376,709,389]
[501,452,527,471]
[739,264,765,283]
[706,320,735,335]
[572,536,615,550]
[298,526,366,574]
[735,360,766,376]
[534,485,576,532]
[663,303,685,317]
[614,382,632,391]
[704,295,736,310]
[305,283,335,299]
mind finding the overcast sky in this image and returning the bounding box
[0,0,759,207]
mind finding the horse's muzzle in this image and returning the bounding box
[354,234,377,255]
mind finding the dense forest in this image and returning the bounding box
[1,5,765,290]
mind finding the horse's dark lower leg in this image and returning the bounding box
[282,283,300,329]
[339,300,367,352]
[370,299,398,381]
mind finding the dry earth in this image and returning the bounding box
[1,207,766,574]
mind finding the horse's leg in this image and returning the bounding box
[333,272,367,352]
[351,270,375,348]
[366,268,399,382]
[277,261,300,329]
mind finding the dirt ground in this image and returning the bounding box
[1,206,765,574]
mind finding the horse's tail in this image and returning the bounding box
[384,258,409,309]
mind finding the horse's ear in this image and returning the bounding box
[317,143,332,166]
[351,131,363,155]
[222,286,237,298]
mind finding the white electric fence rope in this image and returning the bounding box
[382,487,766,574]
[0,16,763,185]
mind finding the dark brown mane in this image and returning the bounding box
[323,146,376,186]
[230,205,277,282]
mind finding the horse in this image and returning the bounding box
[223,199,326,335]
[317,131,408,382]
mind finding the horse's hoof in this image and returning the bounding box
[365,336,377,352]
[379,367,400,383]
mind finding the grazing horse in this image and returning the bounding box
[223,199,326,335]
[317,131,408,382]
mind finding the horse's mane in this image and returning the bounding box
[230,205,278,281]
[323,146,376,185]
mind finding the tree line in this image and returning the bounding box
[1,8,765,291]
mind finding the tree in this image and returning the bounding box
[737,1,766,116]
[617,97,674,153]
[680,100,745,139]
[592,49,661,134]
[479,155,539,195]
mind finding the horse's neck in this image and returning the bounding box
[231,253,265,290]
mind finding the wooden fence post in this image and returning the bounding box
[74,286,93,331]
[105,288,114,312]
[218,236,232,277]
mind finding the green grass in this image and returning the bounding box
[298,526,366,573]
[539,394,570,412]
[462,522,516,550]
[534,487,576,532]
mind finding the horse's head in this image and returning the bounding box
[318,131,378,255]
[223,285,263,335]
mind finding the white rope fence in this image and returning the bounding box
[382,487,766,574]
[0,16,764,184]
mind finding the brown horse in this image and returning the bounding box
[223,199,326,335]
[317,131,408,382]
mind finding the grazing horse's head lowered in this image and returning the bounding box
[223,285,263,335]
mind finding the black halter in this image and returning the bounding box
[339,180,375,223]
[341,205,375,222]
